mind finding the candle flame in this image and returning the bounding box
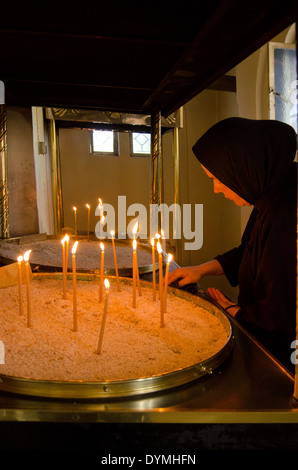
[73,206,77,211]
[150,238,154,247]
[155,233,160,239]
[98,198,102,205]
[65,234,69,242]
[104,278,110,290]
[24,250,31,262]
[132,222,139,234]
[161,229,165,237]
[133,239,137,250]
[72,241,79,254]
[61,235,66,245]
[85,203,90,209]
[111,230,115,237]
[168,253,173,263]
[17,255,23,263]
[100,242,104,251]
[157,241,162,254]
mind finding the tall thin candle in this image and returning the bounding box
[96,278,110,354]
[17,256,23,315]
[72,241,79,332]
[73,206,77,235]
[157,241,164,327]
[151,238,156,301]
[65,234,70,275]
[85,203,90,241]
[99,242,105,302]
[163,253,173,313]
[132,222,141,296]
[133,239,137,308]
[61,236,66,298]
[111,230,120,291]
[24,250,32,328]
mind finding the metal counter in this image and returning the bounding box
[0,272,297,451]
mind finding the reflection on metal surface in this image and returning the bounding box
[45,108,182,129]
[0,274,233,400]
[0,105,9,238]
[48,118,63,235]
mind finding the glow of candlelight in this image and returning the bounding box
[72,240,79,254]
[104,278,110,290]
[24,250,31,263]
[132,222,139,238]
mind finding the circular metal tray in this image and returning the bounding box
[0,274,233,400]
[0,237,161,276]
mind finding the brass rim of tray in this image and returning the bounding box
[0,274,233,400]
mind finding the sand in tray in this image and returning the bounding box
[0,278,229,382]
[0,238,154,270]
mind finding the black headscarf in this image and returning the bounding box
[192,117,297,205]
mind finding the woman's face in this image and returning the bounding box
[202,165,251,207]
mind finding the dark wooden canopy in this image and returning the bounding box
[1,1,297,116]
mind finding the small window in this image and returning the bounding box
[90,130,119,155]
[268,42,297,132]
[130,132,151,156]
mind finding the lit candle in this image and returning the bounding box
[24,250,32,328]
[157,241,164,327]
[61,234,69,299]
[98,198,103,218]
[17,256,23,315]
[61,235,66,299]
[111,230,120,291]
[85,203,90,241]
[65,234,70,274]
[133,239,137,308]
[151,238,156,301]
[99,242,104,302]
[96,278,110,354]
[73,206,77,235]
[72,241,79,332]
[163,253,173,313]
[132,222,141,296]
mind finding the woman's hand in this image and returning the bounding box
[206,287,240,317]
[166,266,203,287]
[166,259,224,288]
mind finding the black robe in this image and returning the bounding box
[192,118,297,372]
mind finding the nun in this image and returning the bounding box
[167,117,297,373]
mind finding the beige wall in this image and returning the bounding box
[7,106,39,237]
[59,128,151,236]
